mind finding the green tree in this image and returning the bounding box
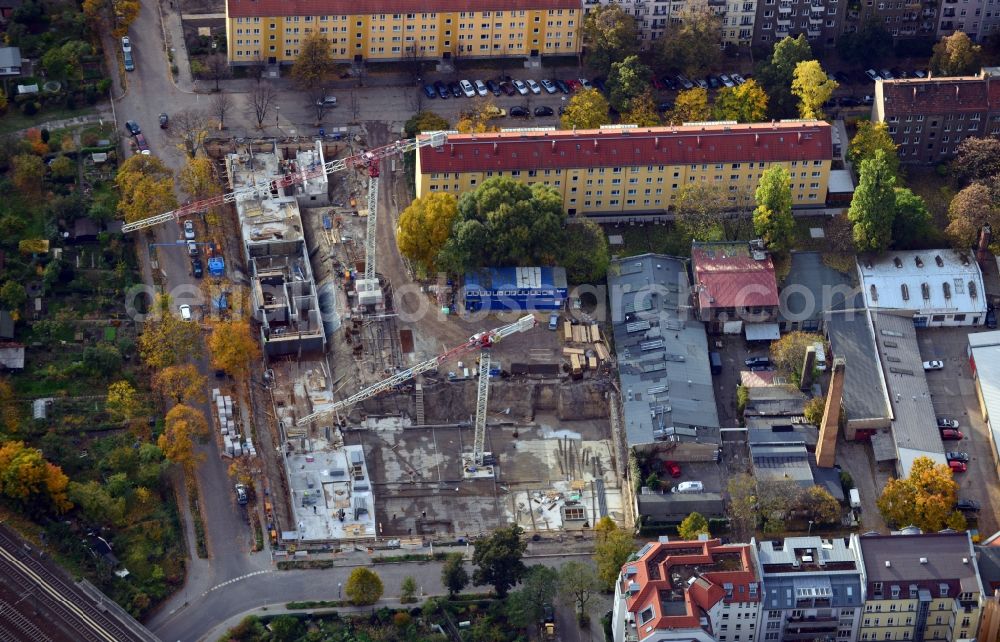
[727,474,758,541]
[400,576,418,603]
[620,89,661,127]
[559,220,610,283]
[344,567,384,605]
[607,55,652,112]
[836,23,893,65]
[797,485,841,525]
[115,155,177,224]
[770,331,825,380]
[397,192,459,274]
[711,79,769,122]
[437,178,565,274]
[753,165,795,253]
[68,480,126,526]
[0,281,27,311]
[268,615,305,642]
[791,60,838,120]
[804,396,825,425]
[41,40,91,80]
[404,111,450,137]
[645,471,660,491]
[946,182,998,247]
[581,4,639,76]
[472,524,527,598]
[757,35,813,118]
[506,564,558,628]
[49,155,76,181]
[877,456,965,531]
[677,512,710,540]
[441,552,469,598]
[657,8,722,77]
[930,31,981,77]
[892,188,934,249]
[558,560,601,622]
[666,87,710,125]
[559,89,610,130]
[848,150,898,252]
[593,516,634,589]
[848,121,899,179]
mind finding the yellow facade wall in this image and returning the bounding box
[858,597,981,642]
[226,8,581,64]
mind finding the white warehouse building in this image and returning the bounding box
[856,249,987,327]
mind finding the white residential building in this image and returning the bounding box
[857,249,987,327]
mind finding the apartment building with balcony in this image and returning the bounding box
[753,536,865,642]
[854,531,984,642]
[416,122,833,219]
[839,0,938,42]
[583,0,674,47]
[225,0,581,65]
[937,0,986,40]
[612,538,762,642]
[752,0,846,49]
[872,69,1000,164]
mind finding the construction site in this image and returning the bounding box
[168,126,628,547]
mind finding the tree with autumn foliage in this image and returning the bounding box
[791,60,838,120]
[559,89,610,130]
[593,516,634,590]
[0,441,71,513]
[666,88,710,125]
[153,364,206,404]
[456,98,503,134]
[158,404,210,472]
[397,192,459,274]
[115,155,178,225]
[180,156,221,200]
[620,90,660,127]
[878,456,965,532]
[0,377,20,433]
[770,331,825,383]
[138,296,203,369]
[12,154,46,199]
[208,319,260,379]
[106,380,143,424]
[711,79,769,123]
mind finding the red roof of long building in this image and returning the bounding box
[879,75,1000,115]
[417,122,832,174]
[227,0,580,17]
[619,539,759,640]
[692,241,779,311]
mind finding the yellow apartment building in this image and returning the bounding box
[225,0,581,65]
[854,532,984,642]
[415,121,833,217]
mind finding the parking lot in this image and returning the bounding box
[918,326,1000,538]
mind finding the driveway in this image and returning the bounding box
[917,326,1000,537]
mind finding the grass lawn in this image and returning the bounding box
[604,222,691,258]
[903,165,954,229]
[0,105,98,136]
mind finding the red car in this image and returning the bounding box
[949,460,967,473]
[651,77,666,91]
[567,78,582,91]
[662,461,682,478]
[940,429,964,440]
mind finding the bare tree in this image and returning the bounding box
[247,52,267,85]
[403,44,422,86]
[202,53,231,92]
[248,83,278,129]
[349,90,360,124]
[209,92,232,130]
[169,109,212,157]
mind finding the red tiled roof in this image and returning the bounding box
[227,0,579,17]
[692,242,779,311]
[418,122,832,174]
[879,75,1000,115]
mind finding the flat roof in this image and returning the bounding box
[857,532,981,589]
[857,250,987,315]
[608,254,719,446]
[780,252,860,324]
[285,441,377,541]
[967,330,1000,463]
[465,266,568,290]
[825,309,890,424]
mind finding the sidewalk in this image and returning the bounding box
[13,113,103,136]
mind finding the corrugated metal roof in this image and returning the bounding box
[691,241,779,311]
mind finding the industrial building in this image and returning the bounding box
[857,250,987,327]
[778,251,862,333]
[967,331,1000,480]
[691,240,780,338]
[224,0,582,65]
[463,266,567,312]
[416,122,834,218]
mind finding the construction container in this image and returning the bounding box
[463,266,567,312]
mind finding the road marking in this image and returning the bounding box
[203,570,274,596]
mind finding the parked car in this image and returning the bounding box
[923,360,944,371]
[123,50,134,71]
[672,481,704,493]
[449,82,462,98]
[694,77,708,89]
[891,67,906,79]
[720,74,735,87]
[879,68,893,79]
[159,112,169,128]
[940,428,964,440]
[526,79,542,94]
[191,257,203,279]
[510,105,530,118]
[651,77,665,91]
[554,78,570,94]
[657,101,674,112]
[732,73,746,85]
[590,77,604,92]
[474,79,488,97]
[486,79,501,96]
[865,68,880,81]
[662,461,682,478]
[862,95,874,105]
[314,95,338,107]
[912,69,927,78]
[183,220,196,240]
[946,451,970,463]
[512,79,529,95]
[422,84,437,99]
[834,71,851,84]
[125,120,141,135]
[949,460,967,473]
[499,81,516,96]
[548,314,559,330]
[662,76,678,90]
[566,78,582,91]
[541,78,557,93]
[179,304,192,322]
[188,240,199,256]
[988,306,997,329]
[956,499,981,512]
[121,36,131,52]
[579,78,594,90]
[134,132,150,155]
[937,417,960,429]
[839,96,862,107]
[676,74,694,90]
[235,483,248,505]
[534,105,554,117]
[434,80,449,99]
[481,105,506,119]
[744,356,772,368]
[459,79,476,97]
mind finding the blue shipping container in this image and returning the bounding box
[464,266,568,312]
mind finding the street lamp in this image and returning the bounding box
[338,582,342,599]
[275,105,280,131]
[808,520,814,535]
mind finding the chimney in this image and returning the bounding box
[800,347,817,391]
[977,224,992,265]
[815,357,846,467]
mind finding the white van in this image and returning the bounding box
[179,304,192,322]
[672,481,704,494]
[814,342,827,371]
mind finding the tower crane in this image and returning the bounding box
[297,314,537,470]
[119,132,449,287]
